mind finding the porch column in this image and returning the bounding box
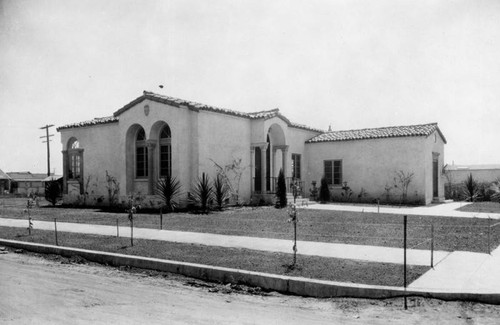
[62,150,68,194]
[147,140,156,195]
[259,143,268,194]
[281,145,289,177]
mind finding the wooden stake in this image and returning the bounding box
[54,218,58,246]
[404,215,407,310]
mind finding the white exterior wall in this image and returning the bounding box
[197,110,253,203]
[60,122,121,201]
[305,136,429,204]
[117,99,195,199]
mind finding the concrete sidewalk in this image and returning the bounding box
[304,201,500,219]
[0,218,445,266]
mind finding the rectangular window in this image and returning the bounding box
[69,153,81,179]
[291,154,301,179]
[136,147,148,178]
[160,145,171,177]
[324,160,342,185]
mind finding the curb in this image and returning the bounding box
[1,239,499,304]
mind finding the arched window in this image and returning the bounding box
[135,128,148,178]
[159,125,171,178]
[67,138,82,180]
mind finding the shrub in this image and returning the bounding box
[319,177,330,203]
[275,169,287,208]
[463,173,480,202]
[189,173,213,214]
[44,180,61,206]
[155,175,182,213]
[213,175,230,211]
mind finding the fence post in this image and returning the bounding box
[488,217,491,255]
[403,215,407,310]
[116,218,119,237]
[377,199,380,214]
[431,223,434,268]
[160,208,163,230]
[54,218,58,246]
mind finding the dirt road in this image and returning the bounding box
[1,250,499,324]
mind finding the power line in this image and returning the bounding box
[39,124,54,177]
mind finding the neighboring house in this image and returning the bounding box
[444,164,500,185]
[0,169,11,194]
[56,91,446,206]
[7,172,49,195]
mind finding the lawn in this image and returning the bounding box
[458,201,500,214]
[0,226,428,287]
[1,203,498,253]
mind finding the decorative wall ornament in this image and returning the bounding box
[144,105,150,116]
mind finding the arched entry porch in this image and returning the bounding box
[251,124,288,194]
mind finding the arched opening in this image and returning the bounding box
[64,137,84,195]
[135,128,148,178]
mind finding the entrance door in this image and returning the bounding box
[433,159,439,198]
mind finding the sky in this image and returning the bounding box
[1,0,499,175]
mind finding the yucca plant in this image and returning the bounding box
[155,175,182,213]
[190,173,213,214]
[213,175,230,211]
[463,173,480,202]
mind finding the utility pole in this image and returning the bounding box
[40,124,55,177]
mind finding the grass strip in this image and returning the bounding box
[0,226,428,287]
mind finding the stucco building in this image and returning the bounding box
[57,91,446,206]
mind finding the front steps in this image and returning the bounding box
[286,193,310,206]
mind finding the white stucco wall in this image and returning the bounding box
[305,136,430,204]
[197,110,252,203]
[59,122,121,201]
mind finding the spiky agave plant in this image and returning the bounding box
[213,174,230,211]
[190,173,214,214]
[463,173,479,202]
[155,175,182,213]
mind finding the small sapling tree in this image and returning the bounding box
[126,194,141,246]
[287,201,299,268]
[275,168,287,208]
[105,171,120,206]
[210,158,246,205]
[394,170,414,204]
[24,197,34,235]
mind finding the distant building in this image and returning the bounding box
[0,169,11,194]
[444,164,500,184]
[7,172,50,195]
[57,91,446,206]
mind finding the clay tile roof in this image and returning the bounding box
[307,123,446,143]
[57,116,119,131]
